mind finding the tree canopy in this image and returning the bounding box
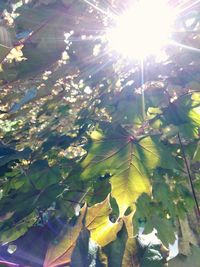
[0,0,200,266]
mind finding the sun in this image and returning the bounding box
[106,0,177,59]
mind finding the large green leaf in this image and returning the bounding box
[76,124,179,215]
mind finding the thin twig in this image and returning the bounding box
[178,132,200,217]
[140,59,145,120]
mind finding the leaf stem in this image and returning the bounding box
[178,133,200,217]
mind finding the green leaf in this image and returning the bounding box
[76,124,179,215]
[137,232,169,267]
[0,212,37,244]
[111,96,143,126]
[163,93,200,138]
[169,246,200,267]
[144,215,176,247]
[28,160,61,190]
[152,181,175,217]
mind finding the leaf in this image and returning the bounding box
[0,25,12,62]
[70,227,90,267]
[111,95,143,126]
[0,212,37,244]
[168,246,200,267]
[137,232,169,267]
[0,44,11,63]
[0,211,14,222]
[86,195,123,247]
[153,182,175,217]
[0,147,32,167]
[12,4,70,78]
[102,225,128,267]
[43,204,87,267]
[96,212,139,267]
[134,192,176,247]
[6,45,26,63]
[77,124,178,215]
[144,215,176,247]
[122,237,138,267]
[28,160,61,190]
[85,176,111,206]
[162,93,200,138]
[178,216,198,255]
[154,220,176,247]
[42,134,74,153]
[0,143,16,157]
[44,197,123,267]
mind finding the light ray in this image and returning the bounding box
[82,0,108,15]
[176,0,200,15]
[171,40,200,53]
[79,49,114,79]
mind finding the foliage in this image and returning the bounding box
[168,246,200,267]
[0,0,200,266]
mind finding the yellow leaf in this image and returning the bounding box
[43,204,87,267]
[86,195,123,247]
[123,212,135,238]
[6,45,26,63]
[122,237,139,267]
[122,213,139,267]
[44,197,123,267]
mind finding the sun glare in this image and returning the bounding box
[107,0,177,59]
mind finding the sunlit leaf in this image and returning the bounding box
[78,124,179,215]
[43,204,87,267]
[86,195,123,247]
[70,227,90,267]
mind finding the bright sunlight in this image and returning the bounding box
[107,0,177,59]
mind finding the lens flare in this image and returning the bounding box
[107,0,177,59]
